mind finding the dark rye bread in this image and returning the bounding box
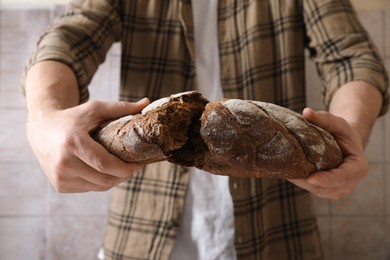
[94,91,208,164]
[197,99,343,179]
[94,91,343,179]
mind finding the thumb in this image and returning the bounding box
[303,107,357,150]
[302,107,320,125]
[302,107,335,134]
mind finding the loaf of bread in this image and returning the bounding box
[93,91,343,179]
[93,91,208,164]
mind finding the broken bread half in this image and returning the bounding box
[93,91,208,165]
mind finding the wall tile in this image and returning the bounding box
[0,109,35,162]
[0,217,47,260]
[385,59,390,163]
[357,10,385,57]
[1,5,390,260]
[0,53,29,108]
[88,58,111,101]
[0,9,51,51]
[305,59,326,111]
[365,117,385,163]
[385,115,390,163]
[50,216,107,260]
[53,4,66,20]
[313,196,330,216]
[387,217,390,255]
[386,165,390,215]
[108,55,121,101]
[89,52,122,102]
[50,189,111,216]
[316,217,330,260]
[385,11,390,58]
[0,162,48,215]
[330,216,387,260]
[108,42,122,57]
[331,164,385,215]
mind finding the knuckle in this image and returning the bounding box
[116,100,127,108]
[85,100,101,110]
[117,101,131,111]
[83,100,102,117]
[93,157,111,172]
[62,133,77,151]
[101,175,115,188]
[55,184,68,193]
[100,175,128,189]
[54,156,68,172]
[125,164,142,176]
[51,173,68,193]
[50,157,71,192]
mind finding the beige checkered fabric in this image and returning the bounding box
[22,0,388,259]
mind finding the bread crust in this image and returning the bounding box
[198,99,343,178]
[94,91,208,164]
[94,91,343,179]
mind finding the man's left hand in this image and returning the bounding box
[288,108,368,200]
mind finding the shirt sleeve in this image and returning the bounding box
[303,0,389,115]
[20,0,122,103]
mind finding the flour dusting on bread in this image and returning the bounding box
[94,91,343,179]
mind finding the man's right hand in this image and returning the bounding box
[26,99,149,192]
[24,61,150,193]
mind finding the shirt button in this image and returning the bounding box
[233,182,237,189]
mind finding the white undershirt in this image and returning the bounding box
[99,1,236,259]
[169,0,236,259]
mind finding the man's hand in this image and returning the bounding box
[288,108,368,200]
[27,99,149,193]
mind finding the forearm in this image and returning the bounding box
[25,60,80,118]
[328,81,382,148]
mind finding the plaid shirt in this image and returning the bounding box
[23,0,389,259]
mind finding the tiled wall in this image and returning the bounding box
[0,6,119,260]
[0,5,389,260]
[307,10,390,260]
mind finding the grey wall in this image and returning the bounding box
[0,6,390,260]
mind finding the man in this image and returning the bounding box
[22,0,388,259]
